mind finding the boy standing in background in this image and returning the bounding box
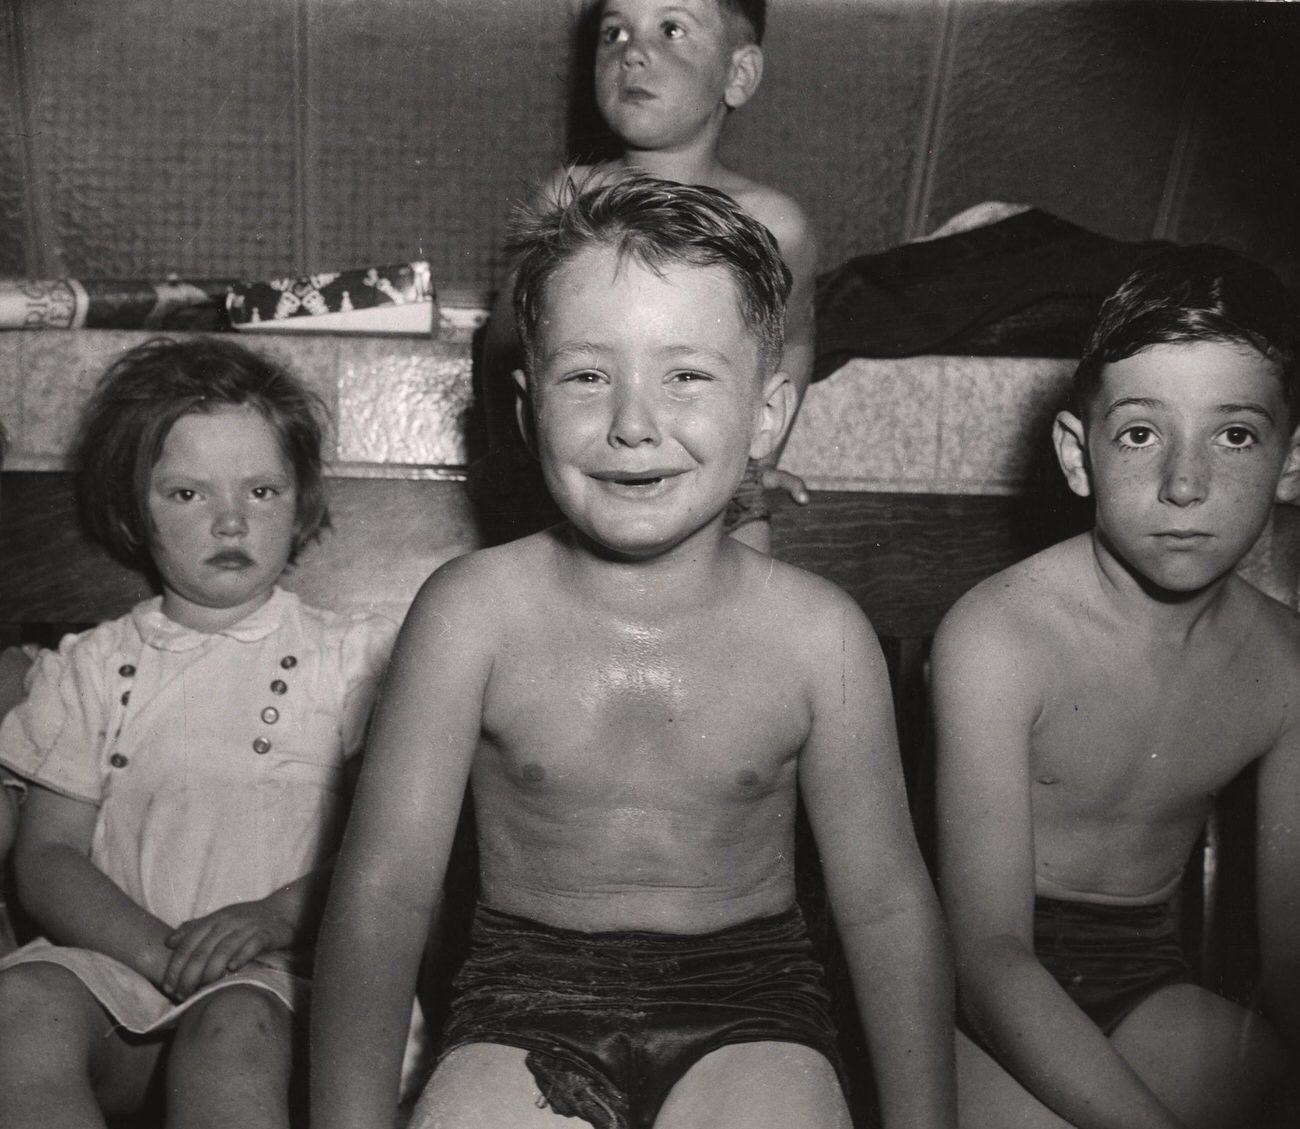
[477,0,816,550]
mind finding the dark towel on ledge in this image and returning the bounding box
[813,210,1176,382]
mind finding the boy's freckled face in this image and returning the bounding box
[527,244,768,559]
[595,0,742,151]
[1082,340,1294,592]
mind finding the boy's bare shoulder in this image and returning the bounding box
[407,533,553,631]
[936,536,1092,662]
[738,550,877,654]
[717,172,815,265]
[1227,572,1300,666]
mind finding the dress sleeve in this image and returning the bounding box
[337,614,398,760]
[0,629,112,804]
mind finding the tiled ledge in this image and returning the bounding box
[781,356,1077,496]
[1,330,1076,495]
[0,330,475,476]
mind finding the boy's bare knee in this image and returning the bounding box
[1113,984,1287,1128]
[658,1042,849,1129]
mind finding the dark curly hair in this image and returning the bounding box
[70,336,331,571]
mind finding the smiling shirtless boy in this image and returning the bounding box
[312,176,955,1129]
[934,246,1300,1129]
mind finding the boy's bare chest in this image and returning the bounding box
[479,615,809,791]
[1032,649,1277,812]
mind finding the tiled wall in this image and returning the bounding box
[1,0,1296,292]
[0,331,474,476]
[1,329,1072,496]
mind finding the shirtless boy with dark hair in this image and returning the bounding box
[477,0,816,551]
[933,245,1300,1129]
[312,175,954,1129]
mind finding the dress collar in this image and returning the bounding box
[132,587,294,652]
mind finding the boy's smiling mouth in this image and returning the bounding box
[590,467,685,491]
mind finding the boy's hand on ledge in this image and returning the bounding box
[760,466,810,506]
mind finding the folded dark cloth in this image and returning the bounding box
[813,209,1176,380]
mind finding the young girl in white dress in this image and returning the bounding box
[0,337,396,1128]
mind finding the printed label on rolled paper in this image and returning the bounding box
[0,279,88,330]
[227,262,434,329]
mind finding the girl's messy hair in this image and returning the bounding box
[509,172,792,377]
[71,336,331,570]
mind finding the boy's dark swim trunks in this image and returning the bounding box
[436,904,843,1129]
[1034,895,1194,1035]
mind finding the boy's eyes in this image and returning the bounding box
[1215,426,1258,450]
[564,369,606,385]
[597,19,686,44]
[169,488,199,502]
[1116,425,1157,449]
[250,485,284,499]
[1114,424,1261,451]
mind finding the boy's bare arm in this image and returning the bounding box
[797,588,956,1129]
[932,594,1190,1129]
[311,559,490,1129]
[14,785,176,987]
[1255,698,1300,1054]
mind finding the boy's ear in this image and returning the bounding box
[749,371,795,462]
[1276,422,1300,503]
[1053,410,1093,498]
[513,369,538,457]
[724,43,763,110]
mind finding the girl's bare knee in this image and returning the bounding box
[0,963,109,1093]
[173,986,292,1063]
[0,962,99,1041]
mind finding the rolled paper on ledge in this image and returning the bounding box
[0,277,234,331]
[227,261,437,336]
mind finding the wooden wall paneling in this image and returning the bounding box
[2,471,1095,639]
[0,472,481,628]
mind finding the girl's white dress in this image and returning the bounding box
[0,587,396,1033]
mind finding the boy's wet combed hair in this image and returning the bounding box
[509,173,792,375]
[1074,244,1300,425]
[71,336,331,571]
